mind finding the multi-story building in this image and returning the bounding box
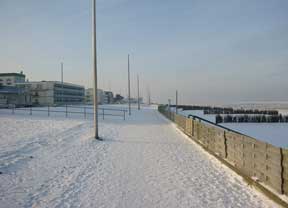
[0,72,27,107]
[85,88,104,104]
[0,86,27,107]
[17,81,85,106]
[0,72,26,87]
[103,91,114,104]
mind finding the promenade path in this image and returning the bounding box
[0,106,279,207]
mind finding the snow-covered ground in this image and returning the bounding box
[175,108,288,148]
[221,123,288,148]
[0,105,279,207]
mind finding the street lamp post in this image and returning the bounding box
[137,74,140,110]
[61,62,64,105]
[176,90,178,114]
[93,0,100,140]
[168,99,171,119]
[128,54,131,115]
[147,86,151,105]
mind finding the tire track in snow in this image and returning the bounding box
[0,120,84,174]
[24,122,119,208]
[20,123,102,207]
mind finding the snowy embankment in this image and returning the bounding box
[222,123,288,148]
[0,106,279,207]
[176,108,288,148]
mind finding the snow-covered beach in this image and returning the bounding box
[0,106,279,207]
[176,108,288,148]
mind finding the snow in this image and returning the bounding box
[221,123,288,148]
[175,109,288,148]
[0,105,280,208]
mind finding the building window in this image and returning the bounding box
[6,79,12,85]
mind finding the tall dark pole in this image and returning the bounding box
[168,99,171,119]
[176,90,178,114]
[128,54,131,115]
[93,0,100,140]
[149,88,151,105]
[137,74,140,110]
[61,62,64,105]
[147,86,151,105]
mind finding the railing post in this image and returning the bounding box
[123,110,126,120]
[102,108,105,120]
[280,148,284,194]
[48,105,50,117]
[30,107,32,115]
[84,107,86,119]
[66,105,68,117]
[196,119,200,141]
[192,118,195,137]
[184,117,186,133]
[224,131,228,158]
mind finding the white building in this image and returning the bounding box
[0,72,28,107]
[17,81,85,106]
[0,72,26,86]
[85,88,104,104]
[0,86,27,107]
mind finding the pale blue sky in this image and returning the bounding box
[1,0,288,104]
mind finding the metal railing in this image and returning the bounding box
[158,105,288,202]
[187,114,249,138]
[8,105,127,120]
